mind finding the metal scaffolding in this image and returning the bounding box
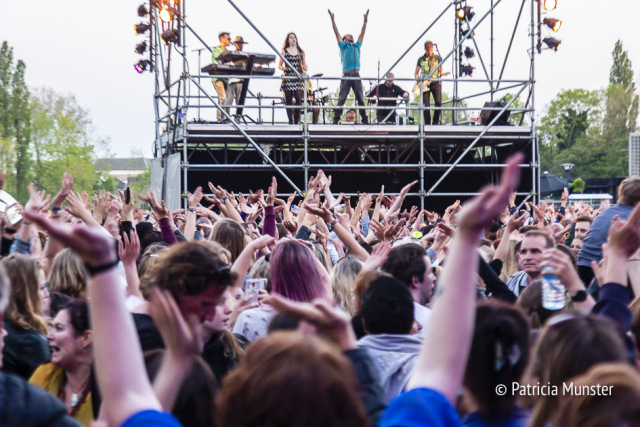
[146,0,541,209]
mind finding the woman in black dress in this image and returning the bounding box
[278,32,307,124]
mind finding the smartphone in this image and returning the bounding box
[125,187,131,205]
[5,204,23,226]
[245,278,268,304]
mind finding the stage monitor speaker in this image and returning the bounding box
[480,101,511,126]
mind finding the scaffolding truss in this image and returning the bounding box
[147,0,541,209]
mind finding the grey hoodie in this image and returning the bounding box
[357,333,424,403]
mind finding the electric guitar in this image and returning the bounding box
[412,72,450,97]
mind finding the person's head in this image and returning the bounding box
[148,242,235,322]
[343,34,354,43]
[204,289,234,333]
[249,257,272,292]
[234,36,246,51]
[524,313,630,427]
[353,269,384,313]
[270,240,329,302]
[145,349,217,427]
[141,230,164,253]
[516,280,566,328]
[197,217,213,240]
[463,302,530,422]
[138,246,168,300]
[1,255,48,335]
[48,248,88,299]
[517,231,555,279]
[385,72,394,87]
[555,363,640,427]
[311,242,332,274]
[0,265,10,369]
[219,32,231,47]
[382,243,435,305]
[424,40,434,56]
[215,332,368,427]
[49,292,73,319]
[330,256,363,316]
[345,109,356,122]
[618,175,640,207]
[47,300,92,372]
[283,32,300,50]
[574,215,593,240]
[361,277,414,335]
[211,219,248,263]
[570,237,584,252]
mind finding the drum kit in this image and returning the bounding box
[308,73,330,124]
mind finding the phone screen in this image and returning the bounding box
[245,278,268,304]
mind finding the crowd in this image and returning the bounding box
[1,157,640,427]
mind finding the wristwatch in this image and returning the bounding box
[570,290,588,302]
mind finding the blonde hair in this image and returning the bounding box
[499,239,521,282]
[138,245,168,300]
[1,255,49,334]
[210,219,247,262]
[48,248,88,298]
[353,270,385,313]
[330,256,363,316]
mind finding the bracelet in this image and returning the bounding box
[84,257,120,277]
[51,206,62,213]
[221,196,229,203]
[188,208,197,213]
[628,259,640,262]
[329,218,338,227]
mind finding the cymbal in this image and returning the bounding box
[317,87,328,92]
[311,73,324,78]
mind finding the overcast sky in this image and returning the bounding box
[1,0,639,158]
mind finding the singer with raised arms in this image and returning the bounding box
[329,9,370,125]
[279,33,307,125]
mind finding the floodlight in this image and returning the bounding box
[134,60,151,73]
[457,6,474,20]
[461,27,476,38]
[135,42,147,54]
[134,23,151,35]
[463,47,475,58]
[160,29,180,45]
[159,7,173,23]
[543,18,561,32]
[543,37,561,51]
[461,65,475,77]
[137,4,148,17]
[544,0,557,11]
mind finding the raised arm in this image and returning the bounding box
[305,204,370,262]
[406,153,523,403]
[328,10,342,44]
[358,10,369,45]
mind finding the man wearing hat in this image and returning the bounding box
[226,36,248,122]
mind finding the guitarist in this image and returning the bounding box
[415,41,444,125]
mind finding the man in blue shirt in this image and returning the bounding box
[329,9,370,125]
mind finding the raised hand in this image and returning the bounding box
[208,182,226,199]
[608,208,640,258]
[303,204,333,223]
[364,9,369,22]
[400,180,418,199]
[506,210,529,232]
[188,186,204,209]
[118,231,141,266]
[108,198,122,218]
[137,189,169,219]
[52,172,74,208]
[362,241,391,272]
[283,219,298,235]
[266,176,277,206]
[65,191,89,219]
[328,9,335,20]
[24,185,51,215]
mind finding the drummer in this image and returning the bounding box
[366,73,408,124]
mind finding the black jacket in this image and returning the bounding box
[1,319,51,379]
[344,348,386,427]
[0,371,82,426]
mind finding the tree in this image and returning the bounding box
[610,40,634,90]
[569,177,585,194]
[129,165,151,199]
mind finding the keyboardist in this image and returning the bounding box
[227,36,248,122]
[366,72,409,124]
[212,32,232,122]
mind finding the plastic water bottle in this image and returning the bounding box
[401,113,406,125]
[395,114,399,125]
[541,266,566,310]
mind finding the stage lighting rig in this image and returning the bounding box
[134,60,151,73]
[134,22,151,35]
[461,27,476,39]
[543,0,557,11]
[138,5,148,17]
[463,47,475,58]
[460,65,475,77]
[543,18,561,32]
[159,7,173,23]
[135,41,147,54]
[150,0,162,8]
[456,6,474,20]
[161,29,180,45]
[543,37,561,51]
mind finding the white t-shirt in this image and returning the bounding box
[413,302,432,334]
[232,306,277,342]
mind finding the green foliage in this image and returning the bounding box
[610,40,634,90]
[129,165,151,199]
[569,177,585,194]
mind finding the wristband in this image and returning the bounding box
[51,206,62,213]
[221,196,229,203]
[329,219,338,227]
[188,208,197,213]
[84,257,120,277]
[3,227,17,234]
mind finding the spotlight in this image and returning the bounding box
[159,7,173,23]
[456,6,474,20]
[134,60,151,73]
[160,29,180,45]
[543,37,561,51]
[461,65,475,77]
[463,47,475,58]
[543,18,561,32]
[543,0,557,11]
[137,4,148,17]
[461,27,476,38]
[134,22,151,35]
[135,41,147,54]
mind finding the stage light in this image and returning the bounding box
[461,27,476,38]
[461,65,475,77]
[543,18,561,32]
[160,29,180,45]
[135,42,147,54]
[543,37,561,51]
[134,60,151,73]
[463,47,475,58]
[137,4,148,17]
[159,7,173,23]
[134,23,151,35]
[543,0,557,11]
[456,6,474,20]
